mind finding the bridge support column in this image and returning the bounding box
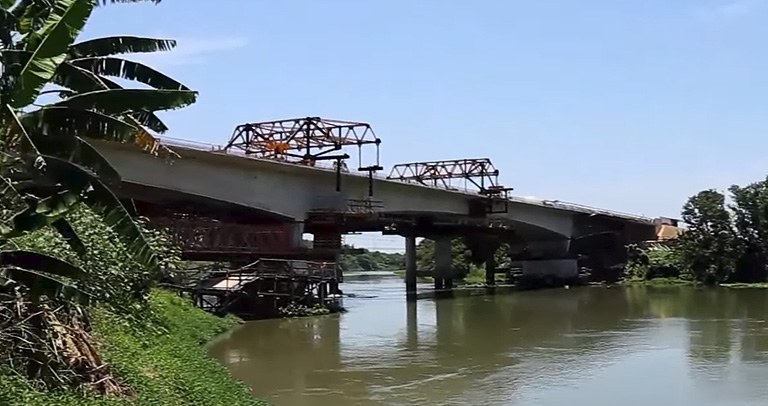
[485,252,496,287]
[434,238,453,293]
[405,235,418,302]
[290,222,305,248]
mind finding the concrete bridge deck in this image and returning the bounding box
[93,138,660,245]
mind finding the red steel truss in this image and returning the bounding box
[224,117,382,168]
[386,158,513,196]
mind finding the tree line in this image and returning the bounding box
[629,176,768,285]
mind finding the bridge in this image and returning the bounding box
[90,117,676,302]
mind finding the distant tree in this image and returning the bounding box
[678,190,740,285]
[339,247,404,273]
[415,237,481,279]
[728,178,768,282]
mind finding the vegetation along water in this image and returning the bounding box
[2,1,768,405]
[0,1,265,404]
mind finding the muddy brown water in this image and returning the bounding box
[208,278,768,406]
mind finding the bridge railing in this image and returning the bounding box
[536,199,654,223]
[252,258,337,280]
[205,258,338,281]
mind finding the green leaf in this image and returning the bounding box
[0,249,83,280]
[70,56,190,90]
[36,189,80,215]
[129,109,168,133]
[21,105,139,144]
[7,194,76,237]
[52,218,87,257]
[68,136,122,183]
[53,61,116,93]
[11,0,53,34]
[3,154,92,237]
[52,88,198,113]
[40,155,160,271]
[53,63,170,133]
[31,135,122,185]
[0,250,88,303]
[3,103,42,157]
[83,176,159,272]
[69,36,176,58]
[12,0,95,108]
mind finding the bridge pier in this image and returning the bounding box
[405,235,418,302]
[434,237,454,295]
[485,252,496,288]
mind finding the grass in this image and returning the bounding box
[721,282,768,289]
[622,278,768,289]
[0,290,267,406]
[620,277,694,286]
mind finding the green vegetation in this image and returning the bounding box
[415,238,510,285]
[279,301,333,317]
[339,245,403,274]
[625,175,768,287]
[0,2,263,404]
[346,238,508,286]
[0,290,264,406]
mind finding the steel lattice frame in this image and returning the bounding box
[224,117,382,167]
[387,158,513,196]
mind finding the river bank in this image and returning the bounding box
[0,290,266,406]
[620,277,768,289]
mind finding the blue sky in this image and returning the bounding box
[81,0,768,249]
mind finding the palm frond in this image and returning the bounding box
[52,218,87,257]
[21,106,139,144]
[70,57,190,90]
[52,88,197,113]
[69,36,176,58]
[12,0,95,108]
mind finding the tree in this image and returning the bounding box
[415,237,477,279]
[678,190,740,285]
[728,177,768,282]
[0,0,196,280]
[0,0,193,392]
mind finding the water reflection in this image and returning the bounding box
[208,279,768,406]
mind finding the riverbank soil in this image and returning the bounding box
[0,290,266,406]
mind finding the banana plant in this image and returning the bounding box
[0,0,194,300]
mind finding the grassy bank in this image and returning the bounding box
[622,277,768,289]
[621,277,695,286]
[0,290,266,406]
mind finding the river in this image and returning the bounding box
[208,277,768,405]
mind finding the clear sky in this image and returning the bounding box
[82,1,768,250]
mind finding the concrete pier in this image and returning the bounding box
[434,238,453,291]
[405,236,418,301]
